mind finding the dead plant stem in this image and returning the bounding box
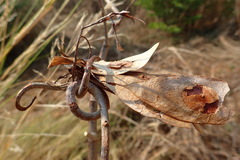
[88,99,98,160]
[87,0,109,159]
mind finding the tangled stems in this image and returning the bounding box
[66,81,110,159]
[16,80,110,159]
[15,80,110,122]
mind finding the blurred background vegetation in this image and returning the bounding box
[136,0,235,35]
[0,0,239,159]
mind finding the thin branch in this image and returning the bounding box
[77,55,101,98]
[110,17,124,51]
[80,35,93,58]
[100,109,109,160]
[16,82,66,111]
[98,1,110,158]
[108,0,142,34]
[88,82,110,160]
[88,97,99,160]
[54,72,70,83]
[74,10,136,69]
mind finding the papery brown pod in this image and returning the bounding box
[97,72,232,128]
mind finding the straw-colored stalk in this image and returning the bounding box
[0,0,82,104]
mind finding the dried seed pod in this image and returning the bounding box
[98,72,232,128]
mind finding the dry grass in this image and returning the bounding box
[0,0,82,105]
[0,1,240,160]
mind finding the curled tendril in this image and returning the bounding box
[66,80,109,120]
[16,82,67,111]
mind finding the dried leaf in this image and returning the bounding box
[48,56,85,68]
[92,43,159,75]
[98,72,232,128]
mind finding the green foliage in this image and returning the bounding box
[137,0,204,33]
[149,22,182,34]
[137,0,234,34]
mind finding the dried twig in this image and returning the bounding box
[73,10,138,67]
[76,56,101,98]
[87,97,99,160]
[16,82,66,111]
[88,82,110,160]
